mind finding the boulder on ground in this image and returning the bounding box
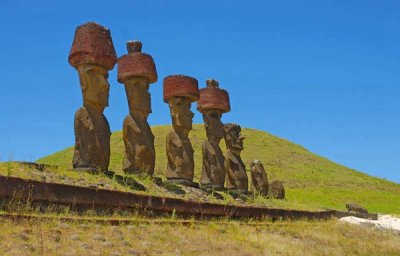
[346,202,368,214]
[268,180,285,199]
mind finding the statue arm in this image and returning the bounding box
[202,142,211,179]
[123,119,136,164]
[225,156,235,181]
[166,134,184,173]
[73,108,95,165]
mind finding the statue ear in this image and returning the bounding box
[78,66,89,91]
[203,113,210,128]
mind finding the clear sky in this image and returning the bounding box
[0,0,399,183]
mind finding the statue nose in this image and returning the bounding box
[239,135,246,141]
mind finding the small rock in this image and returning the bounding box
[110,251,121,256]
[80,243,93,250]
[141,241,151,246]
[120,240,132,247]
[57,223,70,229]
[78,224,90,229]
[111,226,123,235]
[102,241,113,247]
[22,243,35,252]
[115,234,124,241]
[93,234,106,241]
[22,228,33,234]
[70,234,80,241]
[52,234,61,242]
[89,184,98,189]
[18,233,29,241]
[97,180,108,187]
[128,249,141,255]
[126,225,135,231]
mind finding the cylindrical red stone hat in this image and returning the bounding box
[197,79,230,113]
[117,41,158,84]
[68,22,117,70]
[163,75,199,103]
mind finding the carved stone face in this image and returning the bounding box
[78,64,110,109]
[224,123,245,151]
[168,97,194,130]
[124,76,151,116]
[250,160,264,174]
[203,109,224,141]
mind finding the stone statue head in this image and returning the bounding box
[250,160,265,174]
[224,123,246,152]
[168,96,195,131]
[203,109,224,141]
[124,76,151,116]
[77,64,110,111]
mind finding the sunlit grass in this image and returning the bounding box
[30,124,400,214]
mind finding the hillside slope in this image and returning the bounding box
[38,124,400,214]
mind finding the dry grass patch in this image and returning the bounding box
[0,218,399,256]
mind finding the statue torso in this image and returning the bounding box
[166,129,194,181]
[72,106,111,171]
[225,150,248,190]
[122,114,155,175]
[200,140,225,189]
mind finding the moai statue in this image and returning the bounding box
[163,75,199,185]
[117,41,157,176]
[250,160,269,195]
[197,79,230,190]
[224,123,248,194]
[68,22,117,172]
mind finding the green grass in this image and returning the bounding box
[37,124,400,214]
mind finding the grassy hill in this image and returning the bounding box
[38,124,400,214]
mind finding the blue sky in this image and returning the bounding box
[0,0,399,183]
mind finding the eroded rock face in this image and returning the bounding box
[268,180,285,199]
[224,123,248,193]
[197,79,230,190]
[69,22,117,172]
[118,41,157,175]
[164,75,199,182]
[250,160,269,195]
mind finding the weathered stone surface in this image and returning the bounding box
[164,75,199,182]
[69,22,117,70]
[69,22,116,172]
[118,41,157,83]
[118,41,157,175]
[198,79,230,190]
[268,180,285,199]
[197,79,230,113]
[346,202,368,214]
[224,123,248,192]
[163,75,199,102]
[250,160,269,195]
